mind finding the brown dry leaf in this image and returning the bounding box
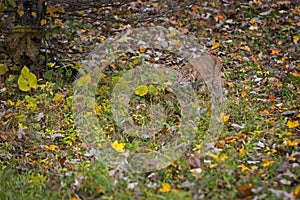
[216,13,225,20]
[237,184,256,198]
[180,28,189,34]
[169,19,178,26]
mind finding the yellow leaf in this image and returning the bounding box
[135,85,148,96]
[238,147,247,157]
[219,154,228,162]
[211,42,220,50]
[159,183,171,193]
[294,185,300,198]
[7,100,14,106]
[238,164,250,173]
[240,45,250,51]
[47,6,57,17]
[284,132,293,136]
[287,139,300,147]
[55,19,65,27]
[111,141,125,153]
[241,91,247,97]
[262,158,273,167]
[53,93,64,101]
[224,114,230,122]
[57,6,65,13]
[293,35,299,44]
[287,120,299,128]
[31,12,37,18]
[262,109,269,115]
[297,113,300,118]
[44,145,57,151]
[17,5,24,17]
[226,82,234,87]
[70,197,81,200]
[289,154,297,162]
[18,66,37,91]
[40,19,47,26]
[0,64,8,75]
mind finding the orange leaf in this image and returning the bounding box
[216,13,225,20]
[271,48,280,55]
[139,46,146,53]
[181,28,189,34]
[292,71,300,77]
[262,109,269,115]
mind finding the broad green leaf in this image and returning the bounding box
[18,66,37,91]
[43,70,53,80]
[76,74,91,86]
[7,0,16,7]
[148,84,158,95]
[135,85,148,96]
[53,93,64,101]
[18,75,31,91]
[0,64,8,75]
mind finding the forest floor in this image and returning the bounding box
[0,1,299,199]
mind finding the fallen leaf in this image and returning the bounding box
[271,48,281,55]
[238,164,250,173]
[211,42,220,50]
[45,145,57,151]
[135,85,148,96]
[287,120,299,128]
[240,46,250,51]
[294,185,300,198]
[159,183,171,193]
[139,46,146,53]
[181,28,189,34]
[111,141,125,153]
[293,35,299,44]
